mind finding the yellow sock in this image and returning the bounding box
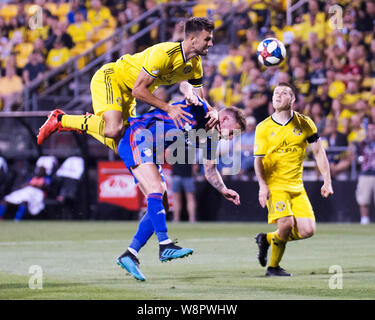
[269,232,287,268]
[61,114,118,153]
[61,114,105,135]
[288,226,303,241]
[266,232,275,245]
[87,130,118,153]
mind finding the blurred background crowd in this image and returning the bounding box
[0,0,374,223]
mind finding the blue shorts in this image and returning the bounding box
[171,176,195,193]
[118,126,165,185]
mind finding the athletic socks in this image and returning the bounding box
[268,232,287,268]
[0,204,6,218]
[127,193,171,256]
[14,204,26,221]
[147,193,170,243]
[61,114,118,153]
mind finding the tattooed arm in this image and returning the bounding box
[204,159,240,205]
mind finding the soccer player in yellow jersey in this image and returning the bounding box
[253,82,334,276]
[37,17,217,151]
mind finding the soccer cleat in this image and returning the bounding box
[117,251,146,281]
[265,266,291,277]
[159,241,193,262]
[37,109,82,145]
[255,233,269,267]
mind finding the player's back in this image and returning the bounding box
[113,42,203,93]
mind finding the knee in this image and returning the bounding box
[104,122,123,139]
[145,182,164,196]
[299,226,315,239]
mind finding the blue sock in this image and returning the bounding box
[14,204,26,221]
[129,212,154,252]
[0,204,6,218]
[147,193,169,243]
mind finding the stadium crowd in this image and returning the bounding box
[1,1,375,223]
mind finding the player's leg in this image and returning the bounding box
[288,190,316,240]
[171,176,182,222]
[134,163,193,262]
[184,177,197,223]
[255,191,292,276]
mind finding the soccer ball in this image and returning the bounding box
[256,38,286,67]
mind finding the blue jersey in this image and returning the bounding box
[118,99,217,175]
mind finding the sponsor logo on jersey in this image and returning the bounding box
[183,65,193,74]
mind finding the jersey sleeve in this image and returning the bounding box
[304,116,319,144]
[188,56,203,88]
[253,124,268,157]
[142,46,169,79]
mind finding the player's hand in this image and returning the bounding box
[321,182,333,198]
[222,188,240,205]
[205,109,219,130]
[166,104,193,129]
[258,184,270,208]
[185,92,202,106]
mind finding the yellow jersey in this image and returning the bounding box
[113,42,203,93]
[254,111,318,192]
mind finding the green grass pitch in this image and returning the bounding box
[0,221,374,300]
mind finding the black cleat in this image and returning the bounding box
[265,266,291,277]
[255,233,269,267]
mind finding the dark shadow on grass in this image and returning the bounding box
[0,283,85,290]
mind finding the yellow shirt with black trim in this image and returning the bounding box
[114,42,203,93]
[254,111,318,192]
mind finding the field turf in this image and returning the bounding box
[0,221,374,300]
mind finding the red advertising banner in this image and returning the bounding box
[97,161,174,212]
[97,161,141,211]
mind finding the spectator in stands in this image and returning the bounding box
[227,1,252,46]
[309,99,326,136]
[348,113,366,145]
[0,156,8,198]
[46,36,70,70]
[235,115,256,179]
[244,77,272,124]
[171,162,198,223]
[88,0,116,32]
[54,156,84,219]
[67,0,87,24]
[0,165,51,222]
[355,121,375,224]
[308,57,326,93]
[0,64,23,111]
[45,19,74,51]
[320,117,352,180]
[22,50,46,85]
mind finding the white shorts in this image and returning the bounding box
[356,175,375,206]
[4,186,45,215]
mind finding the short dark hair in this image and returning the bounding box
[225,106,247,132]
[184,17,214,36]
[277,82,297,97]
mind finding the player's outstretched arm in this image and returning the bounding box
[203,159,240,205]
[310,140,334,198]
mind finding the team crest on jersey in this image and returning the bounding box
[293,127,302,136]
[116,97,122,107]
[183,65,193,74]
[143,148,152,157]
[275,201,286,212]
